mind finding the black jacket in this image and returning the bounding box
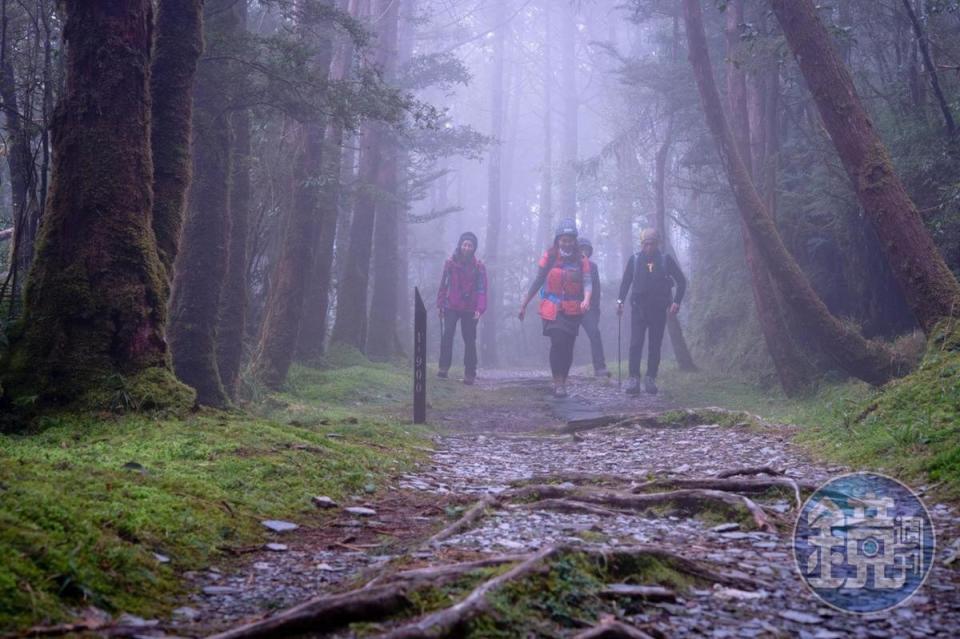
[618,251,686,307]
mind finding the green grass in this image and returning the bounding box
[0,352,439,632]
[654,321,960,496]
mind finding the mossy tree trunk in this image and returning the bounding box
[216,0,251,398]
[769,0,960,333]
[725,0,815,395]
[296,0,362,363]
[682,0,906,385]
[168,0,240,407]
[0,0,181,408]
[150,0,203,283]
[366,0,402,362]
[251,0,336,388]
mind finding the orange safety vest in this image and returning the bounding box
[537,250,590,321]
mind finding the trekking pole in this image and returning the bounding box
[617,308,622,389]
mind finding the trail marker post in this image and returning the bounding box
[414,287,427,424]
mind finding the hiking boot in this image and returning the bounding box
[643,375,658,395]
[625,376,641,396]
[463,375,475,386]
[595,368,612,378]
[437,370,448,379]
[553,382,568,398]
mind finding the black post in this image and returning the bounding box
[414,287,427,424]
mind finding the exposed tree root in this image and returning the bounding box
[573,618,656,639]
[509,485,776,532]
[520,498,625,517]
[426,493,502,545]
[594,545,762,590]
[206,584,413,639]
[600,584,677,602]
[516,471,632,487]
[365,554,531,589]
[715,466,784,478]
[560,407,769,435]
[378,546,562,639]
[632,477,809,510]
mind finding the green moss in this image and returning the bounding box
[0,359,433,632]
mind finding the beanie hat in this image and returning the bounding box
[554,218,578,240]
[457,231,479,251]
[640,227,659,242]
[577,237,593,255]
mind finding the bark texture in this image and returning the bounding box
[150,0,203,281]
[252,1,336,387]
[1,0,181,408]
[682,0,907,385]
[168,0,239,407]
[769,0,960,332]
[216,0,251,399]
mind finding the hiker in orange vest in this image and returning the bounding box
[518,218,593,398]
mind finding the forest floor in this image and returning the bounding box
[125,371,959,639]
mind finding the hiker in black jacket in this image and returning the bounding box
[577,238,610,378]
[616,228,686,395]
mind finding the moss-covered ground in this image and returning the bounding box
[0,346,464,632]
[655,320,960,497]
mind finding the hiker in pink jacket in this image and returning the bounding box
[436,232,487,384]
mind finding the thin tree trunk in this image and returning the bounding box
[479,0,506,369]
[769,0,960,333]
[1,0,182,409]
[900,0,956,136]
[253,0,337,387]
[295,0,361,363]
[535,0,553,249]
[727,0,815,394]
[559,0,578,221]
[682,0,907,385]
[216,0,251,399]
[168,0,241,407]
[150,0,203,282]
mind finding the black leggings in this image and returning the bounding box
[549,332,577,378]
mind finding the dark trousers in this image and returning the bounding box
[629,303,667,379]
[580,308,607,372]
[549,332,577,378]
[439,310,477,376]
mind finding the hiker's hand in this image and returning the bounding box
[438,308,444,319]
[616,302,624,317]
[580,300,590,313]
[518,305,526,321]
[669,302,680,317]
[473,311,481,321]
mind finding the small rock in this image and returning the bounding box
[312,496,338,509]
[202,586,240,596]
[265,543,288,552]
[172,606,200,621]
[779,610,823,624]
[316,562,341,571]
[344,506,377,517]
[713,587,768,601]
[252,562,271,570]
[262,520,299,533]
[153,553,170,564]
[116,614,157,627]
[813,631,844,639]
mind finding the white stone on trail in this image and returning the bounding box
[202,586,241,596]
[778,610,823,624]
[344,506,377,517]
[153,553,170,563]
[172,606,200,621]
[710,523,740,533]
[312,495,338,509]
[712,586,768,601]
[264,543,288,552]
[262,520,299,533]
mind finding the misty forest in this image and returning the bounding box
[1,0,960,636]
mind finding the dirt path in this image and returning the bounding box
[168,375,960,638]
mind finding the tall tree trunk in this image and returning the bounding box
[535,0,553,250]
[295,0,360,364]
[366,0,402,361]
[769,0,960,333]
[653,117,697,372]
[252,0,337,387]
[682,0,906,385]
[479,0,506,368]
[168,0,240,407]
[1,0,184,409]
[559,0,578,221]
[900,0,956,136]
[150,0,203,282]
[726,0,815,394]
[216,0,251,398]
